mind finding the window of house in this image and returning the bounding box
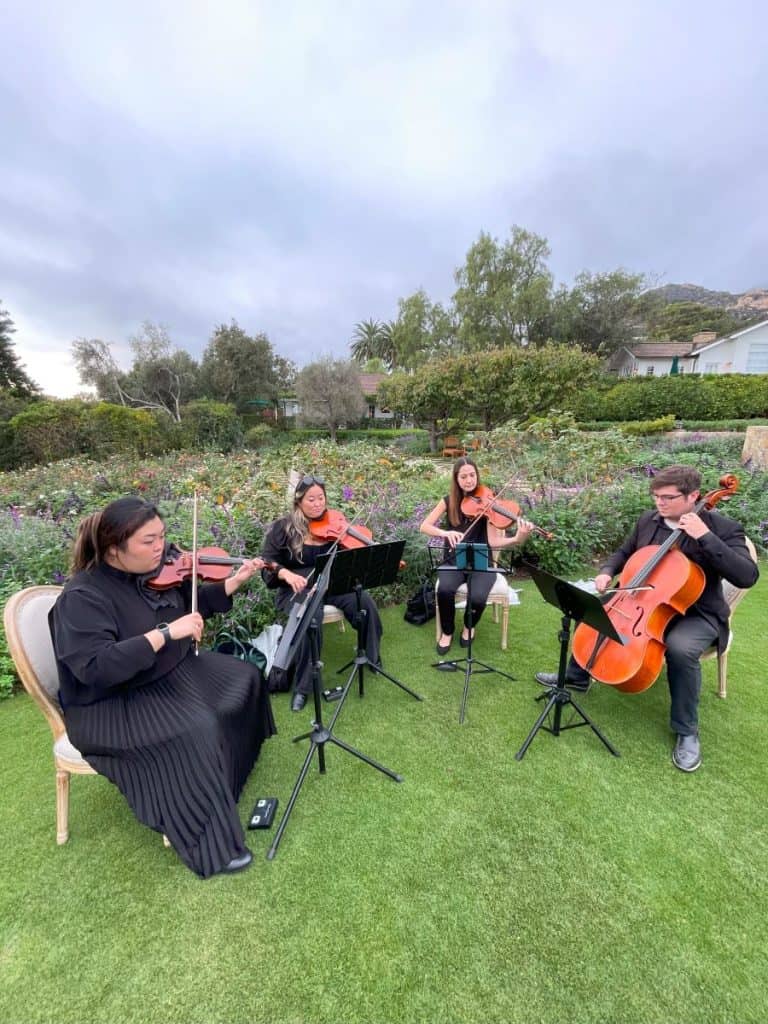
[746,342,768,373]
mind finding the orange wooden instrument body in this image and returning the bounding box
[308,509,405,566]
[570,474,738,693]
[148,546,276,590]
[460,485,554,540]
[308,509,374,549]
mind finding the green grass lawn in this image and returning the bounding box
[1,575,767,1024]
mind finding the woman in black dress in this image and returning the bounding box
[261,474,383,712]
[419,457,533,655]
[50,496,276,878]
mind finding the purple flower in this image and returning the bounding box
[342,485,355,500]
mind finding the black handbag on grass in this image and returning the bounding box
[403,580,436,625]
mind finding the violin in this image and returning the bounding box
[571,473,739,693]
[308,509,375,549]
[461,485,554,540]
[148,545,275,591]
[308,509,406,567]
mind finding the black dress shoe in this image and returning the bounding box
[220,850,253,874]
[291,692,307,712]
[459,629,475,648]
[436,638,452,655]
[535,671,590,693]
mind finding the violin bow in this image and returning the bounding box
[191,491,199,656]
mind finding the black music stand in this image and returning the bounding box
[432,542,515,724]
[515,564,621,760]
[317,541,423,703]
[266,546,402,860]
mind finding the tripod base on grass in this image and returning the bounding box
[267,622,403,860]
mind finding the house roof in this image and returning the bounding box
[358,372,387,395]
[623,343,694,358]
[689,316,768,356]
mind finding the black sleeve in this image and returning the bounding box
[52,588,157,691]
[696,513,760,589]
[261,519,289,590]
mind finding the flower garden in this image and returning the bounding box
[1,422,766,697]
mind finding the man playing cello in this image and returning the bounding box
[535,466,758,772]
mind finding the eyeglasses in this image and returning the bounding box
[296,474,325,492]
[652,492,684,502]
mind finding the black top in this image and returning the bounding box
[260,516,334,591]
[50,563,233,707]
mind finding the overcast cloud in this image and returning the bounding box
[2,0,766,396]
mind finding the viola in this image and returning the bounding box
[461,485,554,540]
[571,474,739,693]
[308,509,375,549]
[148,545,275,591]
[308,509,406,567]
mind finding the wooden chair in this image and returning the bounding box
[441,436,466,458]
[434,572,515,650]
[3,585,170,848]
[701,536,758,698]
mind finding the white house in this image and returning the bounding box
[687,318,768,374]
[608,317,768,377]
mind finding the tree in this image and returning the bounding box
[294,358,366,441]
[199,321,278,412]
[274,354,298,393]
[72,322,201,421]
[378,358,465,452]
[0,301,40,396]
[546,269,646,355]
[453,226,553,351]
[646,301,743,342]
[72,337,131,405]
[350,318,399,370]
[394,291,455,370]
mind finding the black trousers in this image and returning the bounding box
[275,588,383,696]
[436,568,497,637]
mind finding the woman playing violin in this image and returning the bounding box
[535,465,758,772]
[49,497,276,879]
[261,474,383,711]
[419,457,534,655]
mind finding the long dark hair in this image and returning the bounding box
[447,457,480,527]
[286,475,327,560]
[71,497,162,572]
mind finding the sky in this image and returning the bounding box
[2,0,766,397]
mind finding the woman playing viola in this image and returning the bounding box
[261,474,383,711]
[49,497,276,878]
[419,457,534,655]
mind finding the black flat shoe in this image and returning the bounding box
[436,638,452,655]
[459,630,475,648]
[291,692,307,712]
[220,850,253,874]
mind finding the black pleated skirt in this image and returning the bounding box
[64,650,276,878]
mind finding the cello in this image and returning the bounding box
[570,474,739,693]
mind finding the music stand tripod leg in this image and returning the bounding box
[337,583,423,701]
[267,621,403,860]
[434,558,515,724]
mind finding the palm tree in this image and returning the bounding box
[350,319,399,370]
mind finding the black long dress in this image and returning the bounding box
[49,563,276,878]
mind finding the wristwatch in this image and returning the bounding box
[157,622,172,646]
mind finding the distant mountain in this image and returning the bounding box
[646,283,768,318]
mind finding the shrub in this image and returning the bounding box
[180,400,244,451]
